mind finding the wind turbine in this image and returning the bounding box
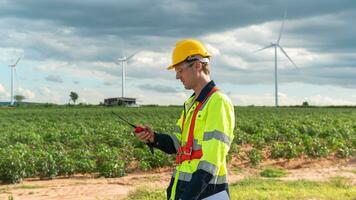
[255,12,298,107]
[8,56,22,106]
[116,52,137,98]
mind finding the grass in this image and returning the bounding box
[126,178,356,200]
[0,187,9,193]
[260,167,288,178]
[230,177,356,200]
[125,188,165,200]
[0,184,44,196]
[231,166,243,173]
[12,184,44,190]
[329,176,354,188]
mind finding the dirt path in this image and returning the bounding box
[0,172,172,200]
[1,157,355,200]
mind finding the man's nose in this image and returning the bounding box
[176,72,180,80]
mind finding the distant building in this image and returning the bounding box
[104,97,137,106]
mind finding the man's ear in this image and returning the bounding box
[195,62,203,72]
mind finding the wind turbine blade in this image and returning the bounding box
[277,11,287,44]
[278,45,298,69]
[13,56,22,66]
[114,59,121,65]
[126,51,138,61]
[254,44,274,53]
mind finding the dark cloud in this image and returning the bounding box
[138,84,179,93]
[213,63,356,89]
[1,0,355,37]
[285,10,356,53]
[1,0,356,90]
[103,81,114,86]
[45,75,63,83]
[290,66,356,88]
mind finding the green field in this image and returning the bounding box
[0,106,355,183]
[125,177,356,200]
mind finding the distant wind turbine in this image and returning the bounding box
[255,12,298,107]
[8,56,22,106]
[116,52,137,98]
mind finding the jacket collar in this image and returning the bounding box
[192,80,216,102]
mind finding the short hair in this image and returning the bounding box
[201,62,210,75]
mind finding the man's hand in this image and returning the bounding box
[135,126,154,143]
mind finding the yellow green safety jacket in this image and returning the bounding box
[151,80,235,200]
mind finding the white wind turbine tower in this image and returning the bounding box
[255,12,298,107]
[8,56,22,106]
[116,52,137,98]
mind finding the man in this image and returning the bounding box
[136,39,235,200]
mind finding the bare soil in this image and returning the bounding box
[1,157,355,200]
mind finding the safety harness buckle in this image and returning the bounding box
[183,147,192,155]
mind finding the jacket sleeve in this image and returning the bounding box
[149,110,184,154]
[149,132,177,154]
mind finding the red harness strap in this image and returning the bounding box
[176,87,218,164]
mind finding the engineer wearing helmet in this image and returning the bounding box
[135,39,235,200]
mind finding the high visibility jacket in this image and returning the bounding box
[152,81,235,200]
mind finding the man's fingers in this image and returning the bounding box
[134,125,154,143]
[144,126,152,133]
[136,132,147,139]
[136,131,152,142]
[139,132,150,140]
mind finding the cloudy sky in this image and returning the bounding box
[0,0,355,106]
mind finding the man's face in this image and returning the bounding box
[174,61,196,90]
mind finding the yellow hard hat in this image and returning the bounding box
[167,39,211,70]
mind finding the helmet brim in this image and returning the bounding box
[167,64,175,70]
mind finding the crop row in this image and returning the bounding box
[0,106,355,183]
